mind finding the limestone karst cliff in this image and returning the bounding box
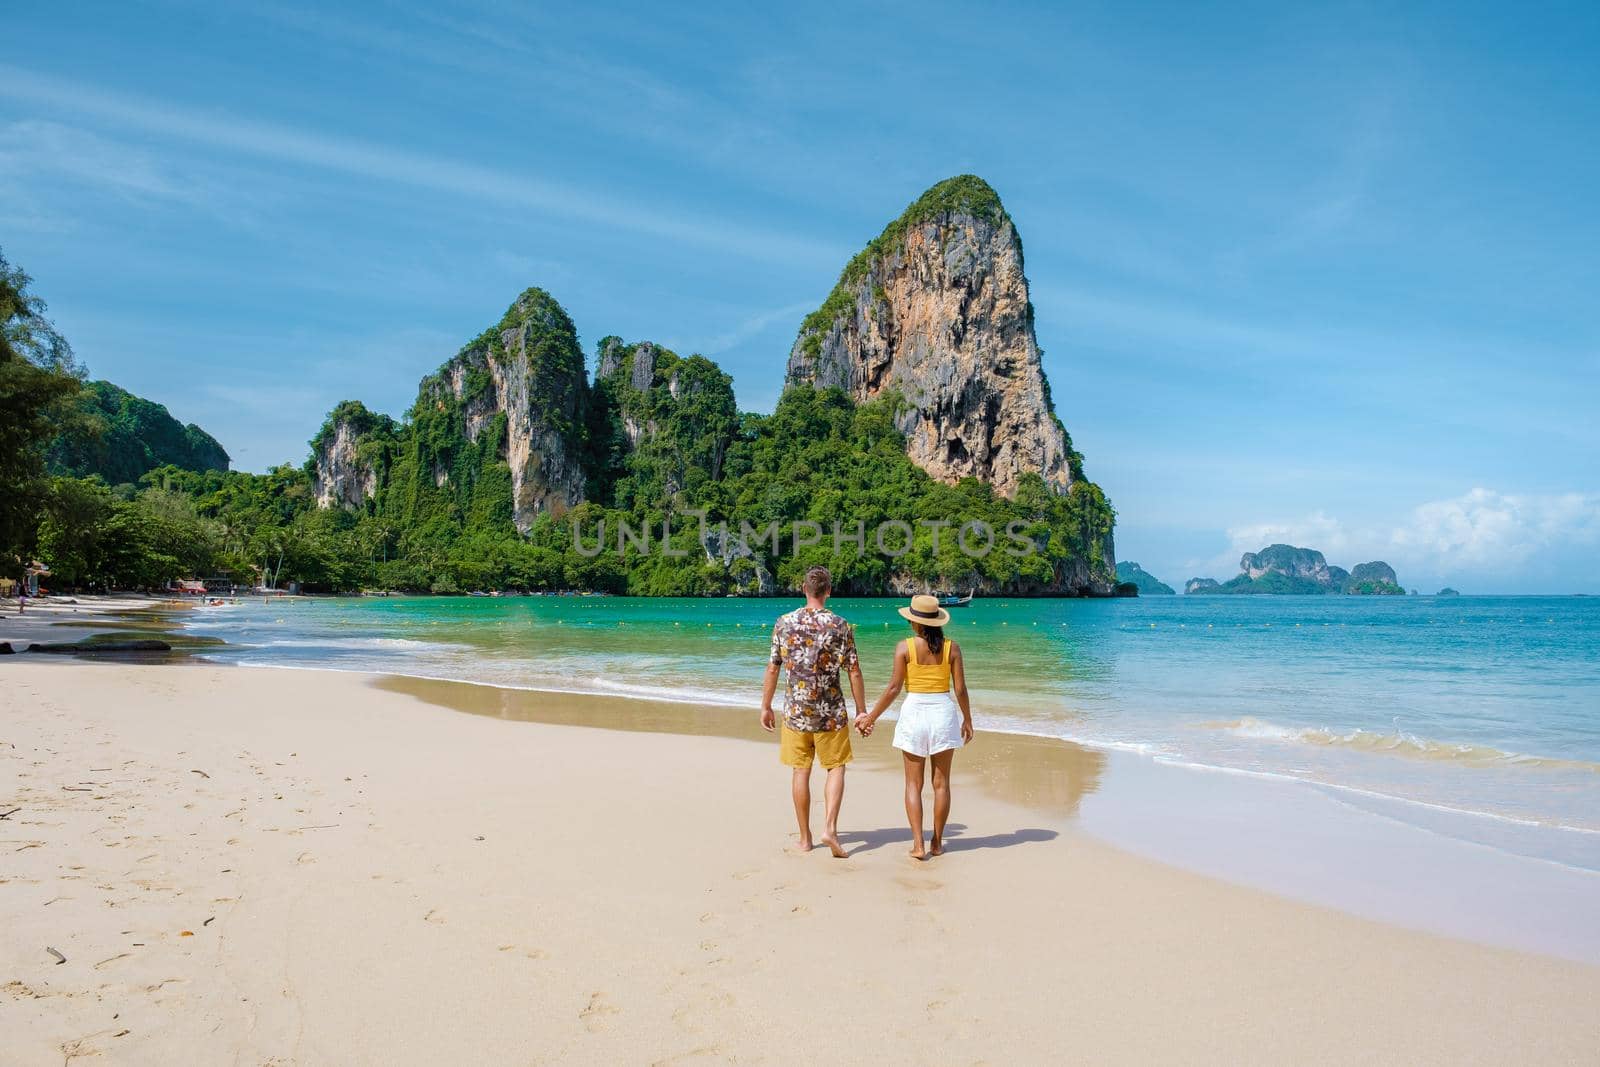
[413,288,590,532]
[785,175,1080,499]
[1189,544,1406,595]
[297,177,1117,595]
[310,401,398,510]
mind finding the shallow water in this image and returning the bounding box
[181,593,1600,870]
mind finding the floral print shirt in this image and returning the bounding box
[770,606,859,732]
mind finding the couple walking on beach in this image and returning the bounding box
[760,566,974,860]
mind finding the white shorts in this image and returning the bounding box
[892,691,964,758]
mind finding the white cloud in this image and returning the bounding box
[1189,489,1600,590]
[1391,488,1600,571]
[1227,511,1355,561]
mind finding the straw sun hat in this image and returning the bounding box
[897,593,951,628]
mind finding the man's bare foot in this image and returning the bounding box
[819,833,847,859]
[928,840,945,857]
[908,845,927,860]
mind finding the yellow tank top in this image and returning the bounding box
[904,637,952,693]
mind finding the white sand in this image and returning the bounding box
[3,661,1597,1064]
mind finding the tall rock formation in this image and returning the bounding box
[310,401,398,510]
[1344,561,1404,595]
[1240,544,1337,584]
[786,175,1079,499]
[413,288,589,531]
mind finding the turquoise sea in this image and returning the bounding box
[181,594,1600,870]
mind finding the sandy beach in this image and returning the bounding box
[3,651,1598,1065]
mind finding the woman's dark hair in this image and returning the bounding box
[914,621,945,655]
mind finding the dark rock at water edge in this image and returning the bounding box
[27,639,173,654]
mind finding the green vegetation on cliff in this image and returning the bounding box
[49,379,229,484]
[13,210,1116,596]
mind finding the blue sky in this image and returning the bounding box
[3,2,1597,592]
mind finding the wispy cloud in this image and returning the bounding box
[0,64,838,265]
[678,300,813,356]
[0,119,184,199]
[1391,488,1600,572]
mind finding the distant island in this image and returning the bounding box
[1437,587,1460,596]
[1115,561,1174,595]
[1186,544,1406,595]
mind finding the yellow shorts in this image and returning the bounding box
[780,724,853,769]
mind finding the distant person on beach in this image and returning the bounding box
[858,594,974,859]
[761,566,865,858]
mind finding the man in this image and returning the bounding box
[761,565,865,858]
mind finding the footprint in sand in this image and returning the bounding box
[423,908,445,924]
[893,875,943,892]
[497,944,548,959]
[579,991,620,1031]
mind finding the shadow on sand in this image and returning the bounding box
[837,823,1058,857]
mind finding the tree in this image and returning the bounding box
[37,476,116,587]
[0,249,83,576]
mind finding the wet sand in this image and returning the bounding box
[3,661,1598,1064]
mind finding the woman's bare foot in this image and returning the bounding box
[791,836,814,854]
[818,833,848,859]
[929,839,945,857]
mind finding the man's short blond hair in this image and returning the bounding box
[802,566,832,597]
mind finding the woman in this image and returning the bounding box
[857,594,974,859]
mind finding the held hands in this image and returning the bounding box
[760,706,776,733]
[854,712,874,737]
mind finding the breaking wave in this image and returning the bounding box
[1199,717,1600,773]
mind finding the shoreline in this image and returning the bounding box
[380,671,1600,964]
[123,651,1600,852]
[3,660,1598,1063]
[10,594,1599,957]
